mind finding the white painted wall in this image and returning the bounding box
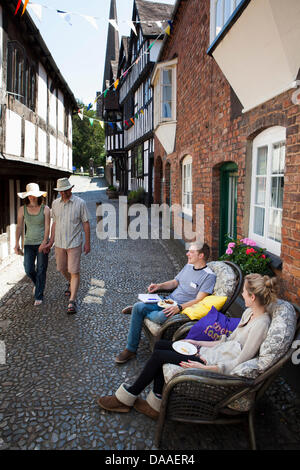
[57,139,63,167]
[57,90,64,133]
[0,6,3,89]
[38,128,47,163]
[49,83,57,129]
[37,63,47,122]
[24,120,36,160]
[50,135,57,166]
[5,110,22,156]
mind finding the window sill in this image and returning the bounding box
[179,211,192,222]
[265,250,282,270]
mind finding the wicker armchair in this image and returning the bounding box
[142,260,243,350]
[155,301,300,450]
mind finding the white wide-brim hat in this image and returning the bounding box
[54,177,74,191]
[17,183,47,199]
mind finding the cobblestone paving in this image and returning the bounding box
[0,176,300,451]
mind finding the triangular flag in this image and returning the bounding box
[103,89,108,98]
[125,120,129,126]
[130,118,135,125]
[99,121,104,129]
[22,0,30,15]
[114,79,119,89]
[57,11,72,26]
[14,0,22,15]
[82,15,98,30]
[140,109,144,115]
[165,25,171,36]
[122,70,128,78]
[78,111,83,120]
[89,118,94,126]
[108,122,114,129]
[135,57,140,65]
[109,19,119,32]
[28,3,43,21]
[135,113,139,119]
[127,20,137,35]
[116,122,122,131]
[87,103,93,111]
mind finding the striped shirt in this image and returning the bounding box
[51,195,90,249]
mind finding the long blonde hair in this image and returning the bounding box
[244,274,277,307]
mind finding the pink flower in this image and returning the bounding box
[226,247,233,255]
[227,242,236,249]
[241,238,256,247]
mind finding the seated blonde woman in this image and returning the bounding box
[97,273,277,420]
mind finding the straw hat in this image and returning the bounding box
[54,177,74,191]
[17,183,47,199]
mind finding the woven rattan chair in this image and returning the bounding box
[155,302,300,450]
[142,260,243,350]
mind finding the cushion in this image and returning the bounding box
[182,295,227,320]
[231,299,297,379]
[185,306,240,341]
[207,261,237,298]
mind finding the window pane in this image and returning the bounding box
[271,176,284,209]
[254,206,265,236]
[255,176,266,205]
[256,146,267,175]
[162,102,172,118]
[268,208,282,242]
[162,69,172,85]
[272,142,285,174]
[163,85,172,102]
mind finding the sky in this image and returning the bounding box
[26,0,176,107]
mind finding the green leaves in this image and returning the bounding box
[219,236,273,276]
[72,102,105,170]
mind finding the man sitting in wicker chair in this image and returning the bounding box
[98,273,277,419]
[115,243,216,364]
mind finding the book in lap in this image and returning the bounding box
[138,293,162,303]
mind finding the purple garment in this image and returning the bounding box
[185,306,240,342]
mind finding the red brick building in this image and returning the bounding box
[152,0,300,304]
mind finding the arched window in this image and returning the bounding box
[249,126,286,255]
[182,155,193,216]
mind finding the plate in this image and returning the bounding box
[157,299,177,308]
[172,341,197,355]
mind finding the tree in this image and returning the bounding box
[72,102,105,170]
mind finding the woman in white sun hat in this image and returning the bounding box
[15,183,51,306]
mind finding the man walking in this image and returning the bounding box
[47,178,90,314]
[116,243,216,364]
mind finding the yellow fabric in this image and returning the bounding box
[182,295,228,320]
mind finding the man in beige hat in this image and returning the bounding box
[46,178,90,314]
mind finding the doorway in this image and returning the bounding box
[219,162,238,256]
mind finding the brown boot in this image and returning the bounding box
[98,383,137,413]
[134,397,159,420]
[97,395,131,413]
[115,349,136,364]
[122,305,133,314]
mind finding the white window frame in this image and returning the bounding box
[210,0,243,44]
[152,58,177,128]
[182,155,193,217]
[249,126,286,256]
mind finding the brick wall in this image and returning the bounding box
[153,0,300,304]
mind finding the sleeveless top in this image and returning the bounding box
[24,204,45,245]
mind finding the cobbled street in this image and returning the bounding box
[0,175,300,451]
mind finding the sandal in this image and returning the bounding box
[67,300,77,314]
[65,283,71,297]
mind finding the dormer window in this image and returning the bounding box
[152,58,177,128]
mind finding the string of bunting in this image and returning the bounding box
[79,22,173,128]
[15,1,171,35]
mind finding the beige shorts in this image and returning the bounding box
[55,245,82,274]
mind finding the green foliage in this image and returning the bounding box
[72,102,105,170]
[219,236,273,276]
[127,187,145,205]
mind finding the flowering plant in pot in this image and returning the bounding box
[219,236,273,276]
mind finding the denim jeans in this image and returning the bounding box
[24,245,48,301]
[126,302,168,352]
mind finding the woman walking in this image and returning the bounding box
[15,183,50,306]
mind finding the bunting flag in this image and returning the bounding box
[14,0,22,15]
[89,118,94,126]
[108,19,119,31]
[114,79,119,90]
[130,118,135,125]
[87,103,93,111]
[22,0,30,15]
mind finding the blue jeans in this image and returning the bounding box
[24,245,48,301]
[126,302,168,352]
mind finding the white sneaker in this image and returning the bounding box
[34,300,42,306]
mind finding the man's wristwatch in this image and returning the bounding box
[177,304,183,312]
